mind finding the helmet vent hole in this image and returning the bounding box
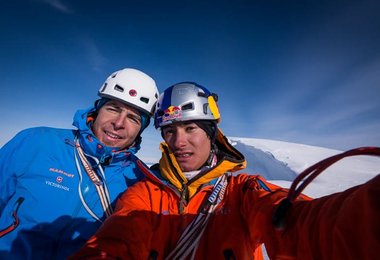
[198,92,207,97]
[203,104,209,114]
[114,84,124,93]
[140,97,149,104]
[100,83,107,92]
[181,102,194,111]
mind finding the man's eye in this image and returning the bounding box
[129,115,141,124]
[186,126,196,131]
[163,129,174,136]
[106,106,119,112]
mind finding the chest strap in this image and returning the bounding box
[165,173,228,260]
[74,137,113,222]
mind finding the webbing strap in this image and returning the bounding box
[74,137,113,222]
[165,174,228,260]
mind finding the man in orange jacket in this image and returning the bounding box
[71,82,379,259]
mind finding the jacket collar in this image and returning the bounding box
[72,106,141,163]
[158,128,246,198]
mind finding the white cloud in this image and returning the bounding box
[81,37,108,73]
[42,0,74,14]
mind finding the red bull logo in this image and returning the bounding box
[163,106,182,122]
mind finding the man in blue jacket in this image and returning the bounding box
[0,68,159,259]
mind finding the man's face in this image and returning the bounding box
[92,100,142,149]
[162,121,211,172]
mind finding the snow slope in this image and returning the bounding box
[228,137,380,197]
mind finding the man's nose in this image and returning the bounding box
[173,129,188,148]
[112,114,126,129]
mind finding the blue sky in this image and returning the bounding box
[1,0,380,159]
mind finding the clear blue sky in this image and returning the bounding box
[1,0,379,159]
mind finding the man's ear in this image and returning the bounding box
[86,111,97,125]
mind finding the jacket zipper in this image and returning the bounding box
[0,197,24,238]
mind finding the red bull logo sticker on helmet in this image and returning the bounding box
[163,106,182,122]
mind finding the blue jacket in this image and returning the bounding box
[0,105,149,259]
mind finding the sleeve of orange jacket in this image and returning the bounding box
[238,175,311,256]
[70,180,154,259]
[255,174,380,259]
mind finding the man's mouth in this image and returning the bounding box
[175,152,192,158]
[105,131,122,139]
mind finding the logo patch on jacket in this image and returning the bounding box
[45,180,70,191]
[46,168,72,191]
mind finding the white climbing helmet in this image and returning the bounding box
[98,68,159,116]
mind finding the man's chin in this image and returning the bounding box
[101,140,121,149]
[178,163,194,172]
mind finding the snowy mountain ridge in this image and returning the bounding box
[228,137,380,198]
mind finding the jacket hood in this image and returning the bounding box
[157,128,246,198]
[72,105,141,162]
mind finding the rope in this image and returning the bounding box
[165,173,228,260]
[273,146,380,229]
[288,146,380,202]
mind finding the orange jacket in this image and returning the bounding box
[71,130,380,259]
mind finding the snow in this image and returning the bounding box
[228,137,380,198]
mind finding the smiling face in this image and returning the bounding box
[92,100,142,149]
[162,121,211,172]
